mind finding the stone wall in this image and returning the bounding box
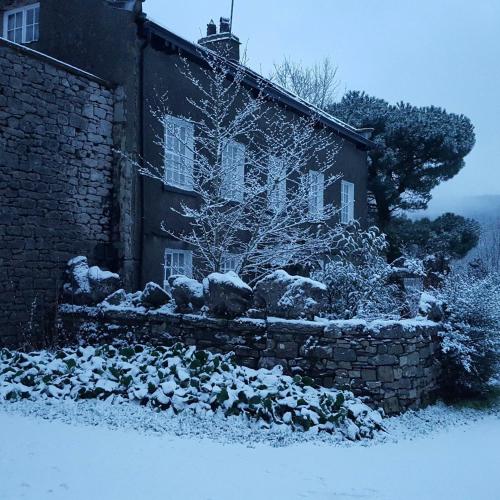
[0,39,121,347]
[57,305,441,414]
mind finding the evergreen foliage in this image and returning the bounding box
[328,91,475,229]
[388,213,480,260]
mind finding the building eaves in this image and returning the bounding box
[142,20,375,150]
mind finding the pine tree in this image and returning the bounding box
[328,92,476,229]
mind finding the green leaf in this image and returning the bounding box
[217,387,229,404]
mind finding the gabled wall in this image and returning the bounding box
[0,39,120,347]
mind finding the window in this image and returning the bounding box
[308,170,324,218]
[3,3,39,44]
[341,180,355,223]
[267,156,286,212]
[163,249,193,288]
[221,254,240,273]
[221,141,245,202]
[164,115,194,190]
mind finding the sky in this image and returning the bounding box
[144,0,500,206]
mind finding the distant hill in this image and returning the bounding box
[411,194,500,224]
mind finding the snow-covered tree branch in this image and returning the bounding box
[128,49,366,282]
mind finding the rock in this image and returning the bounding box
[203,271,253,318]
[254,270,328,319]
[88,265,120,304]
[63,256,120,305]
[419,292,444,322]
[140,282,171,308]
[102,289,127,306]
[168,275,204,312]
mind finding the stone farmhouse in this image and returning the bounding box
[0,0,374,346]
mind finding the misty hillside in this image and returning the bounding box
[414,194,500,223]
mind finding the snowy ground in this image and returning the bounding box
[0,400,499,500]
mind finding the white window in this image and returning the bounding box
[267,156,286,212]
[221,140,245,202]
[3,3,39,44]
[308,170,324,218]
[163,249,193,288]
[341,180,355,223]
[164,115,194,190]
[221,254,240,273]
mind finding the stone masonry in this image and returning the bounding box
[57,305,441,415]
[0,39,124,347]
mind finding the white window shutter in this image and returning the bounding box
[308,170,323,217]
[317,172,325,215]
[268,157,286,212]
[164,115,195,190]
[348,182,355,221]
[236,143,245,201]
[308,171,316,214]
[184,121,195,190]
[221,141,245,202]
[341,180,355,223]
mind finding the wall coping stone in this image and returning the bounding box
[58,303,439,338]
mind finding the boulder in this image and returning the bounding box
[102,289,128,306]
[63,256,120,305]
[168,275,204,312]
[254,270,328,319]
[203,271,253,318]
[88,265,120,303]
[140,282,171,308]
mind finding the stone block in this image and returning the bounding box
[377,366,394,383]
[371,354,399,366]
[333,347,357,362]
[361,369,377,382]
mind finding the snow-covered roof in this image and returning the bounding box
[143,19,374,150]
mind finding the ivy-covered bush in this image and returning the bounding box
[438,270,500,398]
[0,344,383,439]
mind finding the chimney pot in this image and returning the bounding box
[219,17,231,33]
[207,19,217,36]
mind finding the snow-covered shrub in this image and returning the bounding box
[437,271,500,397]
[313,228,400,319]
[0,344,383,439]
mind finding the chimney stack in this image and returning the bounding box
[206,19,217,36]
[198,16,241,62]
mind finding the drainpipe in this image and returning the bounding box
[137,17,150,288]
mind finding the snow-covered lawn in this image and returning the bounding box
[0,400,499,500]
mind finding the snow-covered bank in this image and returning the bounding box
[0,400,499,500]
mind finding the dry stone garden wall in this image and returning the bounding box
[57,305,441,414]
[0,39,124,347]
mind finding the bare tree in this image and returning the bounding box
[464,216,500,273]
[129,49,361,282]
[271,57,340,109]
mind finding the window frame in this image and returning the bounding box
[163,248,193,288]
[3,3,40,44]
[164,115,195,191]
[267,156,287,213]
[221,254,241,274]
[308,170,325,219]
[341,180,355,223]
[221,140,245,202]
